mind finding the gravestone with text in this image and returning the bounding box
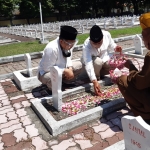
[133,34,143,55]
[50,66,64,111]
[122,115,150,150]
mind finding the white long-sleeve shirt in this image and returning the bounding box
[38,37,72,76]
[82,30,117,81]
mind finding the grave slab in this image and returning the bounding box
[13,67,41,92]
[104,140,125,150]
[13,58,81,92]
[133,34,143,55]
[50,66,64,111]
[31,79,126,136]
[122,115,150,150]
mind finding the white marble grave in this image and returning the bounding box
[50,66,64,111]
[133,34,143,55]
[24,53,33,77]
[122,115,150,150]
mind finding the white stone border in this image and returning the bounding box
[31,80,126,136]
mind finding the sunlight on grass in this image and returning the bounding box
[0,41,46,57]
[0,26,142,57]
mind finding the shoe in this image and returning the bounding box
[62,82,76,87]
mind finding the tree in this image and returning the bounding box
[19,0,53,23]
[0,0,20,17]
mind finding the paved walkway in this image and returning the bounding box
[0,78,134,150]
[0,33,141,150]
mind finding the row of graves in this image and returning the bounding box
[0,35,19,45]
[0,15,140,41]
[12,33,150,150]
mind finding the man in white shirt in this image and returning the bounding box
[82,25,122,96]
[38,25,83,90]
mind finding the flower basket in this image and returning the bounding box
[108,52,126,70]
[109,69,129,83]
[108,53,140,83]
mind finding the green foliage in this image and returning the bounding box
[0,0,21,17]
[19,0,54,18]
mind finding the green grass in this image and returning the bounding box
[0,41,46,57]
[109,26,142,38]
[77,26,142,44]
[0,26,142,57]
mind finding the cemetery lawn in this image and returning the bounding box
[77,26,142,44]
[0,26,141,57]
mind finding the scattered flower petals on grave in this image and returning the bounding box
[62,85,121,116]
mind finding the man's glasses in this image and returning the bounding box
[63,40,76,46]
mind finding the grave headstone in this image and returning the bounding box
[50,66,63,111]
[24,53,33,77]
[104,21,106,29]
[114,21,117,29]
[81,25,84,33]
[133,34,143,55]
[122,115,150,150]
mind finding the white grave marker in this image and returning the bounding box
[50,66,64,111]
[24,53,33,77]
[122,115,150,150]
[133,34,143,55]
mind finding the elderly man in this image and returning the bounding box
[116,12,150,124]
[38,25,83,90]
[82,25,122,96]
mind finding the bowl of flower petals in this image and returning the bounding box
[109,68,129,83]
[108,53,126,70]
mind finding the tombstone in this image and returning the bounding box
[25,29,27,36]
[114,21,117,29]
[24,53,33,77]
[121,17,124,25]
[35,30,37,38]
[30,32,32,37]
[52,25,54,32]
[50,66,63,111]
[104,21,106,29]
[131,17,135,26]
[86,22,88,29]
[81,25,84,33]
[133,34,143,55]
[122,115,150,150]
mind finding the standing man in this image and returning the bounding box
[38,25,83,90]
[82,25,122,96]
[116,12,150,125]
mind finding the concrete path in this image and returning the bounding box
[0,78,134,150]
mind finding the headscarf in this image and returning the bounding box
[139,12,150,30]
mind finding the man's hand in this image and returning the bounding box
[92,80,101,96]
[63,67,74,80]
[114,46,122,53]
[123,58,133,69]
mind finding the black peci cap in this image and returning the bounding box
[59,25,78,40]
[90,25,103,43]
